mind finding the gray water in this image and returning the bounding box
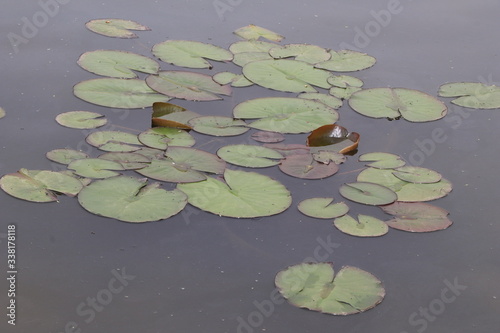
[1,0,500,332]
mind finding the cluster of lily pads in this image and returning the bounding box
[1,20,499,316]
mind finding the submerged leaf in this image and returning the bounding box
[233,25,284,42]
[381,202,452,232]
[334,214,388,237]
[438,82,500,109]
[85,19,150,38]
[56,111,107,129]
[298,198,349,219]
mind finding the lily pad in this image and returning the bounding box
[188,116,249,136]
[328,75,364,88]
[86,131,142,152]
[85,19,150,38]
[146,71,232,101]
[233,25,284,42]
[152,40,233,69]
[263,143,311,157]
[74,78,170,109]
[269,44,331,64]
[232,52,274,67]
[46,149,89,165]
[0,168,83,202]
[0,107,5,119]
[279,154,339,179]
[213,72,253,87]
[339,182,397,206]
[229,40,278,54]
[177,169,292,218]
[315,50,376,72]
[77,50,160,78]
[298,93,343,109]
[138,127,195,150]
[78,176,187,223]
[233,97,339,134]
[392,166,442,184]
[151,102,200,129]
[438,82,500,109]
[381,202,452,232]
[251,131,285,143]
[275,262,385,315]
[307,124,354,147]
[298,198,349,219]
[98,152,151,170]
[242,59,332,93]
[311,150,347,165]
[334,214,389,237]
[217,144,283,168]
[329,86,362,100]
[358,152,406,169]
[348,88,447,122]
[55,111,107,129]
[68,158,125,179]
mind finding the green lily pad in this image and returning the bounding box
[217,144,283,168]
[329,86,362,100]
[152,40,233,69]
[327,75,364,88]
[298,93,343,109]
[177,169,292,218]
[232,52,274,67]
[151,102,200,129]
[242,59,332,93]
[98,152,151,170]
[229,40,278,54]
[334,214,389,237]
[339,182,397,206]
[263,143,310,157]
[358,152,406,169]
[298,198,349,219]
[77,176,187,223]
[46,149,89,165]
[0,168,83,202]
[381,202,452,232]
[86,131,143,152]
[279,154,339,179]
[438,82,500,109]
[77,50,160,78]
[146,71,232,101]
[311,150,347,165]
[188,116,249,136]
[85,19,150,38]
[269,44,331,64]
[315,50,376,72]
[138,127,195,150]
[233,97,339,134]
[55,111,107,129]
[213,72,253,87]
[68,158,125,179]
[392,166,442,184]
[275,262,385,315]
[74,78,170,109]
[251,131,285,143]
[233,25,284,42]
[348,88,447,122]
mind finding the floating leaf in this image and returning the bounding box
[334,214,388,237]
[177,169,291,218]
[348,88,447,122]
[152,40,233,69]
[327,75,364,88]
[298,93,343,109]
[275,262,385,315]
[138,127,195,150]
[269,44,331,64]
[438,82,500,109]
[298,198,349,219]
[188,116,249,136]
[98,152,150,170]
[233,25,284,42]
[312,150,346,165]
[0,107,5,119]
[55,111,107,129]
[358,152,406,169]
[381,202,452,232]
[217,144,283,168]
[251,131,285,143]
[78,176,187,223]
[46,149,89,165]
[308,130,360,155]
[233,97,339,134]
[392,166,442,184]
[279,154,339,179]
[213,72,253,87]
[86,131,142,152]
[232,52,274,67]
[229,40,278,54]
[242,59,332,93]
[339,182,397,206]
[0,169,83,202]
[146,71,231,101]
[85,19,150,38]
[74,78,169,109]
[315,50,376,72]
[307,124,358,149]
[68,158,125,179]
[263,143,310,157]
[151,102,200,129]
[77,50,160,78]
[329,86,362,100]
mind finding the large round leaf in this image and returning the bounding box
[298,92,343,109]
[233,25,284,42]
[297,198,349,219]
[85,19,150,38]
[358,152,406,169]
[233,97,339,134]
[74,78,169,109]
[46,149,89,165]
[138,127,195,150]
[438,82,500,109]
[68,158,125,179]
[98,152,151,170]
[56,111,107,129]
[188,116,249,136]
[315,50,376,72]
[381,202,452,232]
[334,214,388,237]
[269,44,331,64]
[217,144,283,168]
[392,166,442,184]
[78,176,187,223]
[176,169,292,218]
[86,131,142,152]
[339,182,397,206]
[229,40,278,54]
[275,262,385,315]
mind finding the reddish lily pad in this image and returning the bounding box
[279,154,339,179]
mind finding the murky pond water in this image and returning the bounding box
[1,0,500,332]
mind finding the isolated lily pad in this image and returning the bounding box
[188,116,249,136]
[334,214,388,237]
[233,97,339,134]
[86,131,142,152]
[251,131,285,143]
[77,50,160,78]
[315,50,376,72]
[213,72,253,87]
[98,152,151,170]
[358,152,406,169]
[275,262,385,315]
[349,88,447,122]
[146,71,232,101]
[438,82,500,109]
[233,25,284,42]
[392,166,442,184]
[152,40,233,69]
[279,154,339,179]
[0,169,83,202]
[298,93,343,109]
[56,111,107,129]
[151,102,200,129]
[217,144,283,168]
[298,198,349,219]
[381,202,452,232]
[138,127,195,150]
[177,169,291,218]
[85,19,150,38]
[74,78,169,109]
[339,182,397,206]
[78,176,187,223]
[68,158,125,179]
[46,149,89,165]
[242,59,332,93]
[269,44,331,64]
